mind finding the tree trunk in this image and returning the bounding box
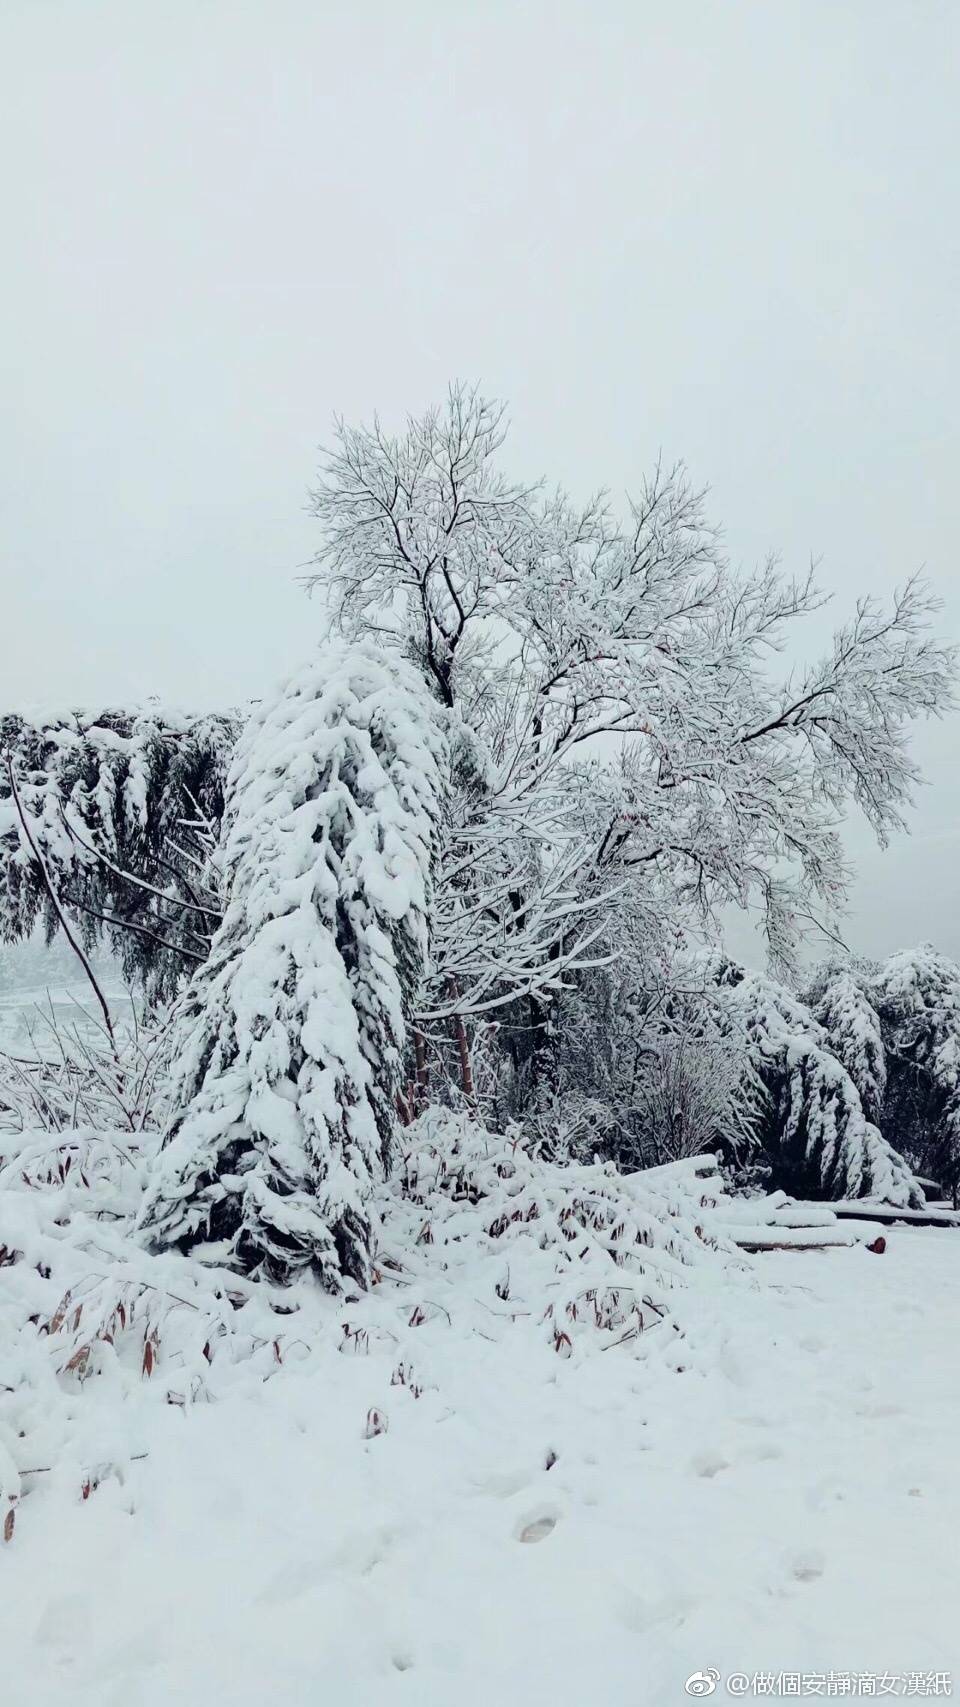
[446,979,475,1103]
[413,1027,429,1111]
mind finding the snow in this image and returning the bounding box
[0,983,135,1057]
[3,1196,959,1701]
[141,642,447,1286]
[721,965,923,1207]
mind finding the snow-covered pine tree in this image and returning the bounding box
[0,706,238,999]
[868,944,960,1200]
[140,642,447,1288]
[806,963,887,1126]
[718,964,921,1207]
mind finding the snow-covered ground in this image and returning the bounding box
[3,1228,958,1706]
[0,984,132,1053]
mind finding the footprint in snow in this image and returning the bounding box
[690,1449,730,1478]
[516,1507,560,1543]
[788,1548,825,1584]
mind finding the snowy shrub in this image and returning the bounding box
[0,1121,280,1542]
[383,1111,745,1355]
[509,961,759,1173]
[771,1040,918,1207]
[868,944,960,1198]
[0,992,173,1137]
[719,965,921,1208]
[140,642,448,1289]
[622,1022,758,1168]
[807,964,887,1127]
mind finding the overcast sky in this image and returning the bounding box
[2,1,958,962]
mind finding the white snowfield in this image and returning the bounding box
[3,1221,959,1706]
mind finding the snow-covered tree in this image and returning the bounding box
[868,944,960,1199]
[140,643,447,1288]
[307,384,955,1110]
[0,706,237,999]
[3,387,955,1167]
[488,930,759,1172]
[806,963,887,1126]
[717,964,921,1207]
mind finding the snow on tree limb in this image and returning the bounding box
[0,706,237,998]
[140,643,447,1289]
[806,966,887,1127]
[718,964,922,1208]
[304,386,956,990]
[868,944,960,1196]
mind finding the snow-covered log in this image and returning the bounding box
[708,1188,887,1251]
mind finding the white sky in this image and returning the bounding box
[2,1,958,961]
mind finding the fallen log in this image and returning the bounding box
[629,1162,900,1253]
[803,1201,960,1230]
[725,1220,884,1252]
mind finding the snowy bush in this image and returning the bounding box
[507,962,760,1174]
[384,1111,743,1351]
[140,642,448,1289]
[623,1022,758,1168]
[807,964,887,1127]
[0,994,173,1136]
[868,944,960,1198]
[719,965,921,1207]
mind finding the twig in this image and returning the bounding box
[58,805,221,922]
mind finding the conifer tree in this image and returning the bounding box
[141,643,446,1287]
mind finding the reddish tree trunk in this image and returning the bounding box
[413,1027,429,1110]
